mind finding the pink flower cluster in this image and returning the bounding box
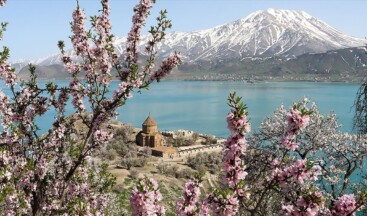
[149,53,182,82]
[273,108,317,186]
[93,129,112,146]
[69,80,85,111]
[95,0,111,39]
[224,109,250,190]
[176,179,208,216]
[281,192,324,216]
[209,192,239,216]
[280,134,300,151]
[328,194,357,216]
[287,109,310,134]
[0,0,180,214]
[271,159,320,187]
[62,55,81,75]
[71,7,90,57]
[0,0,6,7]
[58,166,111,215]
[0,63,16,86]
[0,90,12,132]
[92,0,114,86]
[226,111,251,134]
[130,177,165,216]
[281,108,310,151]
[125,0,154,64]
[223,134,248,188]
[54,89,69,113]
[206,94,251,215]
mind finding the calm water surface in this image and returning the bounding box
[0,81,360,137]
[117,81,359,137]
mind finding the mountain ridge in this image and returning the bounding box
[14,8,367,81]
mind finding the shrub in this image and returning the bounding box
[129,169,140,180]
[114,125,134,143]
[186,152,222,174]
[175,167,196,179]
[141,146,152,157]
[99,147,118,161]
[195,164,208,174]
[156,162,169,175]
[166,164,179,177]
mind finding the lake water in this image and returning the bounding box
[118,81,359,137]
[0,81,360,137]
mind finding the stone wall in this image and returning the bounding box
[177,144,223,158]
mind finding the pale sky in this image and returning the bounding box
[0,0,366,61]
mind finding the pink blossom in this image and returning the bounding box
[209,192,240,216]
[199,199,210,215]
[93,129,112,146]
[70,7,90,58]
[329,194,357,216]
[0,0,6,7]
[271,159,319,187]
[130,177,165,216]
[227,111,251,134]
[281,134,300,151]
[287,109,310,134]
[149,53,181,82]
[62,54,82,76]
[281,193,324,216]
[0,0,179,214]
[0,63,16,86]
[125,0,155,64]
[208,94,250,215]
[280,107,310,151]
[176,179,202,216]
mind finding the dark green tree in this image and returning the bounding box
[354,79,367,135]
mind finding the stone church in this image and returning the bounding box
[136,115,165,148]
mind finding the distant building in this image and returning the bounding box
[136,115,180,158]
[151,146,178,158]
[162,129,194,139]
[136,115,165,148]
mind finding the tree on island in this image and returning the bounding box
[0,0,366,215]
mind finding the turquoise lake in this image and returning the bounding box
[1,81,359,137]
[118,81,359,137]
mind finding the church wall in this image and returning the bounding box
[143,125,157,134]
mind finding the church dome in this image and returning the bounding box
[143,115,157,126]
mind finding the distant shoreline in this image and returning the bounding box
[17,78,363,84]
[179,79,363,84]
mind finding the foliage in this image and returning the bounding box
[186,152,222,174]
[2,0,367,215]
[129,169,140,180]
[128,94,367,215]
[0,0,180,214]
[242,98,367,215]
[354,79,367,135]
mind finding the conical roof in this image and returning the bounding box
[143,115,157,126]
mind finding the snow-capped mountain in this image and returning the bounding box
[14,8,366,69]
[149,8,366,61]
